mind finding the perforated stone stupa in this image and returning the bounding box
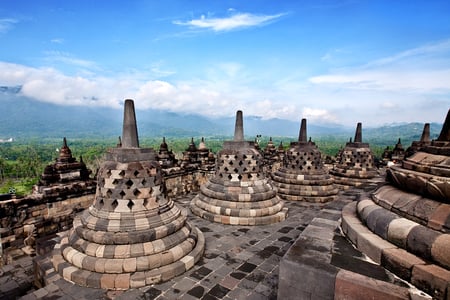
[330,122,378,188]
[341,109,450,299]
[51,99,204,290]
[272,119,338,203]
[34,137,96,199]
[190,110,288,225]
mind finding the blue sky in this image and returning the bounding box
[0,0,449,126]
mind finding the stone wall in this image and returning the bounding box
[0,194,94,258]
[164,168,214,198]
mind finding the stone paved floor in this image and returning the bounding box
[114,194,324,300]
[12,187,370,299]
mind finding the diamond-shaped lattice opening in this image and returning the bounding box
[111,199,118,209]
[106,189,112,197]
[112,179,119,185]
[127,200,134,210]
[243,167,247,172]
[143,198,148,208]
[229,161,234,165]
[228,174,233,180]
[248,174,253,179]
[134,170,140,177]
[141,178,147,186]
[219,173,223,178]
[252,167,256,171]
[119,170,125,176]
[224,167,229,172]
[126,179,134,188]
[234,168,239,173]
[238,160,243,166]
[133,189,141,197]
[98,199,104,208]
[119,190,126,198]
[238,175,242,180]
[105,169,112,178]
[243,154,247,159]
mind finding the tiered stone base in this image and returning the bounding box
[190,178,288,225]
[51,208,205,290]
[331,167,379,189]
[341,185,450,299]
[272,171,338,203]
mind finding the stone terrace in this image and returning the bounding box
[10,177,425,300]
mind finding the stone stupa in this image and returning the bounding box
[51,99,204,290]
[34,137,96,199]
[342,109,450,299]
[190,110,288,225]
[330,122,378,188]
[272,118,338,202]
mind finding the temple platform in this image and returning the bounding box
[7,182,433,299]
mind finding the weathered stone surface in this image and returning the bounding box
[50,99,205,290]
[191,110,287,225]
[431,234,450,269]
[411,264,450,300]
[335,269,409,300]
[381,248,426,281]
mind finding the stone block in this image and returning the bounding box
[104,259,124,273]
[123,258,137,273]
[278,249,338,299]
[357,231,397,264]
[130,271,146,289]
[428,204,450,232]
[335,269,409,300]
[381,248,426,281]
[114,273,130,290]
[387,218,418,248]
[100,274,117,290]
[431,234,450,269]
[411,264,450,300]
[406,225,440,260]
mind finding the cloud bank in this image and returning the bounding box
[0,38,449,127]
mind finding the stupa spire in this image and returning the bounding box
[420,123,430,142]
[437,109,450,141]
[121,99,139,148]
[234,110,244,141]
[354,122,362,143]
[299,118,307,142]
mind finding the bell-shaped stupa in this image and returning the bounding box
[51,99,204,290]
[190,110,288,225]
[272,119,338,202]
[330,122,378,188]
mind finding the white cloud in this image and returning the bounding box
[50,38,64,44]
[0,18,17,34]
[173,12,286,32]
[302,108,338,123]
[310,39,450,93]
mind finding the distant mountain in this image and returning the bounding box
[0,86,443,144]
